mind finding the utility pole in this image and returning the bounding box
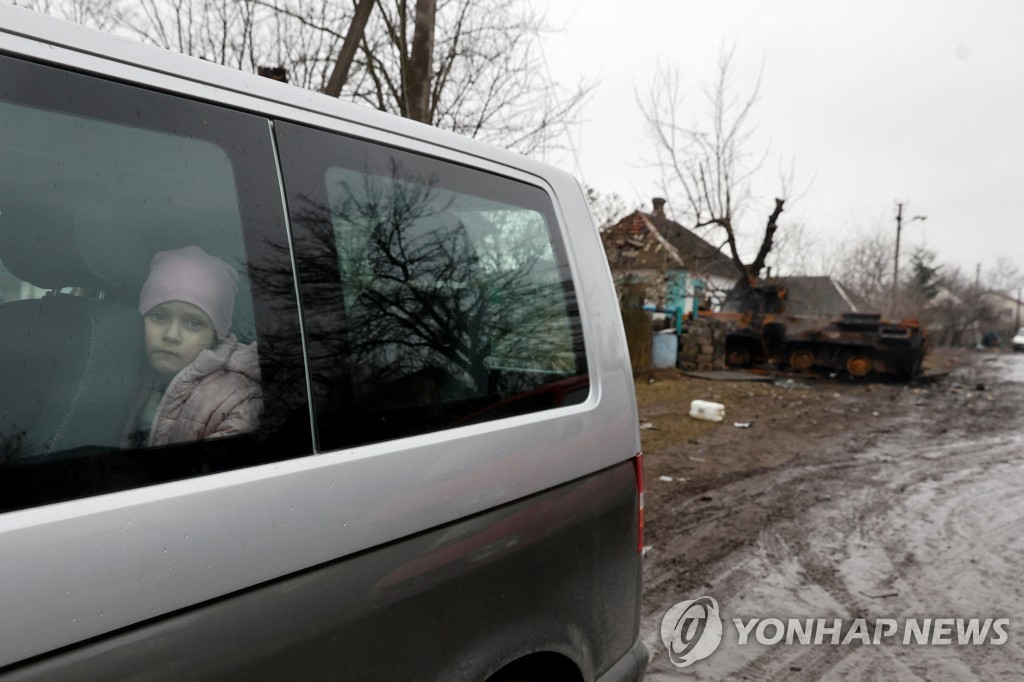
[891,202,926,317]
[891,202,904,316]
[974,263,982,347]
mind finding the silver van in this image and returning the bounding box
[0,5,646,680]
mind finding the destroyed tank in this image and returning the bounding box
[708,285,928,380]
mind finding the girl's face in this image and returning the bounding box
[143,301,217,376]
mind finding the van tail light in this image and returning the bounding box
[633,452,644,555]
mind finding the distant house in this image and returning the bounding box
[762,275,858,317]
[921,288,1022,347]
[601,198,739,315]
[980,290,1024,336]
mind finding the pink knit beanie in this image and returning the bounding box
[139,246,239,339]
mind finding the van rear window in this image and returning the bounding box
[276,122,589,449]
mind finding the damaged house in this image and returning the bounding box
[601,198,738,318]
[601,199,870,373]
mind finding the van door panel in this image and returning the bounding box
[2,462,640,682]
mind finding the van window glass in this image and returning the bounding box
[0,55,311,513]
[276,122,589,449]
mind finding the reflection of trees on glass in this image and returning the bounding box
[248,198,344,417]
[326,164,449,310]
[327,169,491,406]
[270,157,588,447]
[472,210,580,374]
[333,167,583,393]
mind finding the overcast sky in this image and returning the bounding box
[538,0,1024,282]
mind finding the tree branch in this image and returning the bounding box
[748,198,786,284]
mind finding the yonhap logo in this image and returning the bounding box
[660,594,1010,669]
[660,596,724,667]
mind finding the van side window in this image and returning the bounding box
[0,56,311,512]
[276,122,589,449]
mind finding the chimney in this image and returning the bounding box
[651,197,666,218]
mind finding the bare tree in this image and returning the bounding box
[828,230,999,344]
[322,0,375,97]
[350,0,590,154]
[584,186,631,232]
[763,220,826,278]
[17,0,587,155]
[830,226,896,313]
[13,0,352,89]
[929,265,996,347]
[986,256,1024,295]
[124,0,262,73]
[640,47,788,287]
[13,0,130,32]
[405,0,436,123]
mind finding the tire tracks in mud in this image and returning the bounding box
[642,354,1024,679]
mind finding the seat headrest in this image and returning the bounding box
[0,195,148,292]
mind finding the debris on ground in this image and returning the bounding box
[689,399,725,422]
[634,347,1022,677]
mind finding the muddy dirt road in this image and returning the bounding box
[636,351,1024,680]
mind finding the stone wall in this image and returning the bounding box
[677,316,727,371]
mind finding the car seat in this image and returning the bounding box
[0,198,145,461]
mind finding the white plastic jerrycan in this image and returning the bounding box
[689,399,725,422]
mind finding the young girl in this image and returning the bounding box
[124,245,262,448]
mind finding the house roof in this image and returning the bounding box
[981,290,1024,305]
[979,290,1024,317]
[763,275,858,316]
[601,202,739,280]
